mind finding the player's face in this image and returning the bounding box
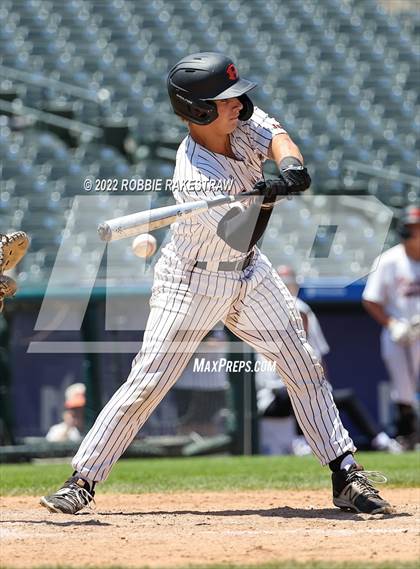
[65,407,84,430]
[406,223,420,243]
[404,223,420,260]
[213,97,243,134]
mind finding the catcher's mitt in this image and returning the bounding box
[0,231,29,313]
[0,231,29,274]
[0,274,17,313]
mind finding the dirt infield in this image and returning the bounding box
[1,489,419,567]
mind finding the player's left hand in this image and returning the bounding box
[253,172,309,201]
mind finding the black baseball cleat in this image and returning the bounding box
[40,474,95,514]
[332,464,394,514]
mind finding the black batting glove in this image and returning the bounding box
[253,180,278,202]
[253,178,299,201]
[278,156,311,193]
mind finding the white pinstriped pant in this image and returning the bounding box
[73,269,355,482]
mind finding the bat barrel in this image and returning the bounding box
[97,211,153,242]
[96,190,261,243]
[97,223,112,242]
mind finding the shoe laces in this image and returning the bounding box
[348,469,387,497]
[58,483,96,512]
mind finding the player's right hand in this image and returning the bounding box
[388,318,412,345]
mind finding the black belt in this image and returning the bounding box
[194,252,254,272]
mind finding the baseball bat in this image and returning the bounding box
[97,191,257,242]
[98,180,293,242]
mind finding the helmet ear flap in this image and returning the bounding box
[171,89,218,125]
[238,94,254,121]
[189,99,218,125]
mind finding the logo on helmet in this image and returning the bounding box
[405,206,420,225]
[226,64,238,81]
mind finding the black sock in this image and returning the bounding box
[396,404,417,437]
[328,451,353,472]
[72,471,95,492]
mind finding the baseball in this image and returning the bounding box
[131,233,157,258]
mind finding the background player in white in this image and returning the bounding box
[45,383,86,443]
[363,205,420,449]
[257,265,402,455]
[41,52,392,515]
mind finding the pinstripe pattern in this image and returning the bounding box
[73,263,354,481]
[72,107,355,482]
[224,269,354,463]
[73,284,232,482]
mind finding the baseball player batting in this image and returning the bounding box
[41,52,392,515]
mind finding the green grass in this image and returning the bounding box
[0,563,418,569]
[0,452,419,496]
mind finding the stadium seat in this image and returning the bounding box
[0,0,418,288]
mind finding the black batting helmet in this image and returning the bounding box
[167,52,256,125]
[397,204,420,239]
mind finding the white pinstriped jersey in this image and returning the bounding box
[155,107,287,297]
